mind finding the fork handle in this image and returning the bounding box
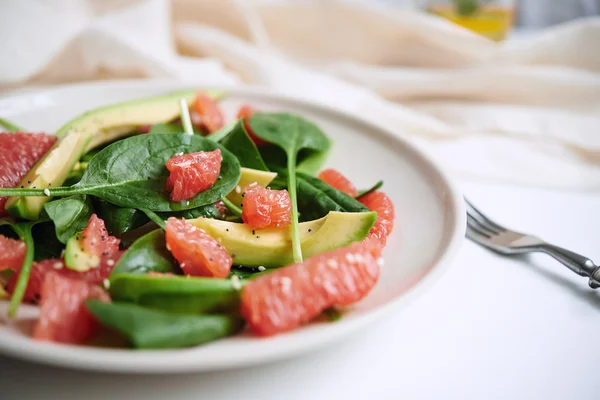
[538,244,600,288]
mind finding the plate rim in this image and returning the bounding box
[0,79,465,373]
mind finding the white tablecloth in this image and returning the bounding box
[1,178,598,400]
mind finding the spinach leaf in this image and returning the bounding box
[0,133,241,212]
[0,118,24,132]
[219,121,269,171]
[44,196,93,243]
[86,300,245,349]
[149,123,182,134]
[109,274,241,315]
[357,180,384,199]
[271,168,370,221]
[248,113,329,262]
[260,143,331,176]
[0,220,35,317]
[323,308,342,322]
[160,203,223,220]
[111,229,177,276]
[32,222,64,261]
[93,199,148,237]
[206,121,237,142]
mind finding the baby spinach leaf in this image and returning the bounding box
[86,300,245,349]
[149,123,182,134]
[296,144,331,175]
[356,180,384,199]
[0,220,35,317]
[93,199,149,237]
[0,133,241,212]
[0,118,24,132]
[160,203,223,220]
[271,168,369,221]
[111,229,177,276]
[109,274,241,315]
[206,120,237,142]
[219,120,268,171]
[44,196,93,244]
[248,113,329,262]
[32,222,64,261]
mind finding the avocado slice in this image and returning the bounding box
[226,167,277,206]
[6,89,226,220]
[188,211,377,267]
[64,234,100,272]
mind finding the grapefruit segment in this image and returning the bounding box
[0,235,26,271]
[241,238,382,336]
[165,149,222,202]
[0,132,57,216]
[192,91,225,133]
[317,169,359,197]
[33,272,110,344]
[241,183,292,229]
[165,217,232,278]
[359,191,395,247]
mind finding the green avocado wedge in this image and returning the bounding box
[6,89,226,220]
[188,211,377,268]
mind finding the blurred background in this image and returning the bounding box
[384,0,600,40]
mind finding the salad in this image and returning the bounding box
[0,90,394,349]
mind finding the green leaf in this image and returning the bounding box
[86,300,245,349]
[93,199,149,237]
[248,113,329,262]
[0,118,24,132]
[219,121,269,171]
[111,229,177,276]
[272,168,370,221]
[31,222,64,261]
[296,144,331,175]
[206,121,237,142]
[323,308,342,322]
[356,180,384,199]
[109,274,241,315]
[453,0,479,15]
[44,196,94,244]
[149,123,182,134]
[159,203,223,220]
[0,133,242,212]
[0,220,36,317]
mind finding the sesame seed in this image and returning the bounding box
[174,152,184,157]
[258,266,266,271]
[252,230,255,235]
[43,188,50,196]
[209,257,213,261]
[231,275,242,290]
[103,279,111,289]
[308,228,312,232]
[232,253,237,258]
[235,186,241,194]
[226,228,229,232]
[166,244,171,251]
[27,180,31,184]
[256,235,260,238]
[217,176,222,180]
[107,259,115,267]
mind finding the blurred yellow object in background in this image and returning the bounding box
[427,0,515,41]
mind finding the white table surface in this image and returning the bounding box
[0,179,598,400]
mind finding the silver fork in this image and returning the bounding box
[465,198,600,288]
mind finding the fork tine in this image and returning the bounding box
[466,214,494,237]
[465,224,492,246]
[464,198,505,233]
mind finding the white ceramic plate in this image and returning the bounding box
[0,80,464,373]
